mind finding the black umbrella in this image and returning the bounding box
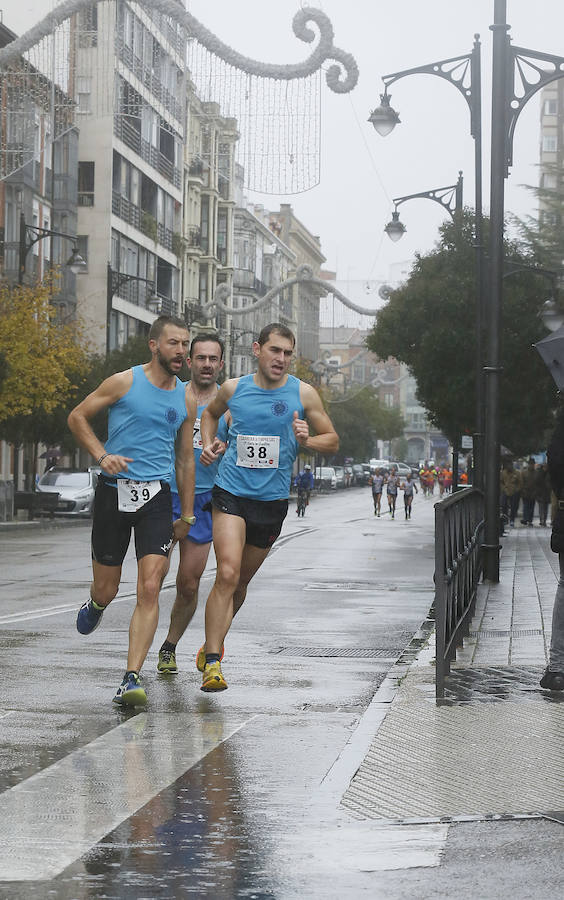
[39,446,63,460]
[534,325,564,391]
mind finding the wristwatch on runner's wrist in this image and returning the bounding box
[180,514,196,525]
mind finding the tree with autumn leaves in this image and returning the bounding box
[0,279,90,486]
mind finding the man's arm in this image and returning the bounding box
[173,389,197,541]
[293,382,339,454]
[200,379,237,466]
[67,370,134,476]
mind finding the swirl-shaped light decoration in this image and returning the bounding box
[201,265,380,320]
[0,0,358,93]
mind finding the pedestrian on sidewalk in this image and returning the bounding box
[157,333,230,677]
[197,323,339,692]
[542,412,564,691]
[67,316,197,707]
[535,462,551,527]
[500,457,521,527]
[520,457,537,525]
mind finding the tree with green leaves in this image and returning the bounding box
[367,211,556,456]
[326,385,404,462]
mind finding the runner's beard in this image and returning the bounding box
[157,349,183,377]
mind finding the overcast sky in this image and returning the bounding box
[4,0,564,310]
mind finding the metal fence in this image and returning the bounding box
[435,487,484,699]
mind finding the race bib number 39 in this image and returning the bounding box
[117,479,161,512]
[236,434,280,469]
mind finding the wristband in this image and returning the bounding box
[180,514,196,526]
[97,452,110,465]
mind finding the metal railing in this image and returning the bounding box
[435,487,484,699]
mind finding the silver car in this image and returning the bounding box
[36,467,100,516]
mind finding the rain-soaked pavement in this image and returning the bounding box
[0,486,436,898]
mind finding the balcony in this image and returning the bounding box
[233,269,268,297]
[112,190,141,230]
[185,226,201,249]
[114,117,181,189]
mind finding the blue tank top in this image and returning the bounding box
[170,397,228,495]
[105,365,187,482]
[217,374,303,501]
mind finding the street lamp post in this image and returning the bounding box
[18,212,86,285]
[484,0,564,580]
[370,35,485,492]
[384,173,464,241]
[106,263,159,354]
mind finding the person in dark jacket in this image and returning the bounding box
[543,411,564,691]
[535,462,551,528]
[519,457,537,525]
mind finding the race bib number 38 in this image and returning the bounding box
[117,479,161,512]
[236,434,280,469]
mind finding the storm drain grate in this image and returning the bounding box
[469,629,543,638]
[273,647,400,658]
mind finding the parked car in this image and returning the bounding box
[369,458,390,474]
[352,463,365,485]
[36,467,100,516]
[314,466,337,491]
[388,461,412,480]
[333,465,346,488]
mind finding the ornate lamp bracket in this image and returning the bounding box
[393,172,463,220]
[382,46,477,132]
[505,46,564,173]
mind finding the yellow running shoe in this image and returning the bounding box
[196,643,224,673]
[201,661,227,692]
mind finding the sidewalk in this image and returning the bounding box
[340,525,564,825]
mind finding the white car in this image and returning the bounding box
[314,466,337,490]
[36,467,100,516]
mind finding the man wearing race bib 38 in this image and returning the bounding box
[67,316,196,707]
[198,323,339,692]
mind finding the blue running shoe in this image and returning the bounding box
[112,672,147,707]
[76,598,104,634]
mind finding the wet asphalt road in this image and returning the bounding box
[0,486,437,898]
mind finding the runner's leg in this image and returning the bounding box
[166,539,211,644]
[204,510,246,655]
[127,553,169,672]
[232,543,272,614]
[91,560,122,607]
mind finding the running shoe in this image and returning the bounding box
[76,598,104,635]
[540,667,564,691]
[112,672,147,706]
[201,661,227,692]
[196,643,225,673]
[157,648,178,674]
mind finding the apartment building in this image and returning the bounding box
[268,204,326,364]
[538,82,564,229]
[229,196,296,377]
[72,0,187,352]
[0,21,79,311]
[182,86,238,340]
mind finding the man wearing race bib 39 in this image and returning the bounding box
[198,322,339,692]
[67,316,196,708]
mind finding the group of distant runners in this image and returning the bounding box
[370,466,418,520]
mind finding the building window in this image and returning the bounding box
[78,161,95,206]
[76,235,89,271]
[543,134,558,153]
[544,99,558,116]
[76,77,92,114]
[542,172,558,190]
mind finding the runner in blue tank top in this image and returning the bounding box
[157,333,231,676]
[67,316,197,708]
[196,323,339,692]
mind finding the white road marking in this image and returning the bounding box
[0,572,214,626]
[0,712,257,881]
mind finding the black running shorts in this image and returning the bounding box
[91,479,173,566]
[210,485,288,549]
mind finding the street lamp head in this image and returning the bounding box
[368,93,400,137]
[384,210,406,242]
[66,247,87,275]
[540,298,564,333]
